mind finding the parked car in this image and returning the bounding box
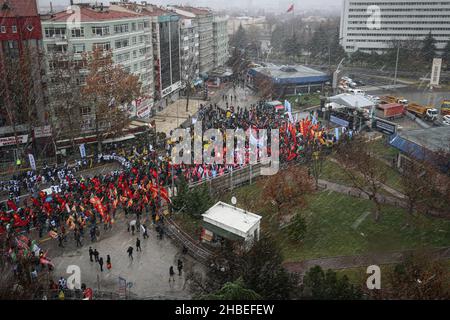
[443,115,450,126]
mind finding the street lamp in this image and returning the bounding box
[311,149,323,190]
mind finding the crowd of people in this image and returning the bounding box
[1,95,348,298]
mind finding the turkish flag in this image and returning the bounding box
[287,4,294,13]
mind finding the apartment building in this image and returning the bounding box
[170,6,214,75]
[0,0,46,161]
[176,11,200,83]
[340,0,450,53]
[213,15,229,68]
[41,3,155,130]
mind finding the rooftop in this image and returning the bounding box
[0,0,39,17]
[249,63,330,85]
[44,5,143,22]
[397,126,450,153]
[202,201,261,236]
[329,93,376,109]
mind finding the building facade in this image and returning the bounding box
[212,15,229,68]
[0,0,46,161]
[340,0,450,53]
[41,3,155,132]
[178,14,200,83]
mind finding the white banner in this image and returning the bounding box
[0,134,28,147]
[28,153,36,171]
[34,125,52,138]
[79,143,86,158]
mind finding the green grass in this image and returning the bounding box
[220,182,450,263]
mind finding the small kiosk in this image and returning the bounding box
[201,201,262,247]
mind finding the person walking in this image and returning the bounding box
[93,249,99,262]
[98,257,104,272]
[75,231,82,247]
[127,246,133,260]
[177,259,183,276]
[57,233,64,248]
[136,238,141,252]
[169,266,175,282]
[89,247,94,262]
[106,255,112,270]
[131,224,135,235]
[142,224,149,239]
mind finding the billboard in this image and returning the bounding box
[430,58,442,86]
[373,118,397,135]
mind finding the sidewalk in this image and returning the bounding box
[152,99,203,135]
[283,247,450,275]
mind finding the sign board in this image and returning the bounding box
[28,153,36,171]
[430,58,442,86]
[34,126,52,138]
[79,143,86,158]
[161,81,182,98]
[0,134,28,147]
[330,115,349,127]
[373,118,397,135]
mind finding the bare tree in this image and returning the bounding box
[181,52,198,112]
[335,136,389,222]
[0,45,44,163]
[82,48,142,152]
[45,51,85,156]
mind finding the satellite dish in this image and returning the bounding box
[231,196,237,205]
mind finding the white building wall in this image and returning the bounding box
[340,0,450,53]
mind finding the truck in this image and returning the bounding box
[406,103,439,121]
[376,103,405,119]
[441,100,450,116]
[380,96,409,105]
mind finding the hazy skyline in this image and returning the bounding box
[38,0,342,13]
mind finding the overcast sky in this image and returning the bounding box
[38,0,342,13]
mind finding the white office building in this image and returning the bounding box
[340,0,450,53]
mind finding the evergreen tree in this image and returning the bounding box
[301,266,363,300]
[287,213,307,242]
[198,279,262,300]
[420,32,438,65]
[441,41,450,70]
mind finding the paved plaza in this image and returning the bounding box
[44,216,203,299]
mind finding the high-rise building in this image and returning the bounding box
[212,15,229,68]
[170,6,214,75]
[0,0,46,161]
[175,11,200,84]
[340,0,450,53]
[41,3,155,131]
[125,4,181,110]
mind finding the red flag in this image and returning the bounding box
[7,199,17,211]
[287,4,294,13]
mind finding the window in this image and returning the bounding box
[73,44,85,53]
[115,38,129,49]
[92,42,111,51]
[138,22,144,30]
[80,106,91,116]
[47,44,67,53]
[133,50,137,58]
[1,26,5,33]
[132,36,137,45]
[44,27,66,38]
[71,28,84,38]
[114,24,129,34]
[12,25,17,33]
[144,21,150,29]
[92,26,109,36]
[131,23,136,31]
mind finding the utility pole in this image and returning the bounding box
[394,46,400,85]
